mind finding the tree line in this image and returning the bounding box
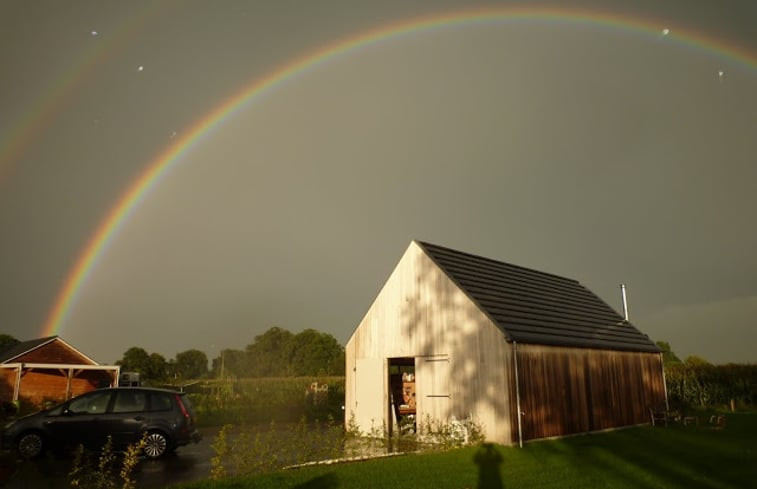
[115,327,344,382]
[0,327,344,384]
[211,327,344,378]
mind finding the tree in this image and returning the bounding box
[211,348,247,378]
[147,353,168,381]
[245,327,294,377]
[684,355,711,367]
[117,347,151,374]
[288,329,345,376]
[656,341,682,366]
[174,349,208,380]
[0,334,19,354]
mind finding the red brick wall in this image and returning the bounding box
[16,340,93,364]
[0,370,15,404]
[1,338,116,408]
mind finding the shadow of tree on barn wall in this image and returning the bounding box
[399,244,515,443]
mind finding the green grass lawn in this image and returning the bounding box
[173,413,757,489]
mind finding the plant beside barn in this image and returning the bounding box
[208,412,485,481]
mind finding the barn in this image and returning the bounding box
[345,241,666,445]
[0,336,119,409]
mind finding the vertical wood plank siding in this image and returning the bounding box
[515,344,666,440]
[346,242,514,444]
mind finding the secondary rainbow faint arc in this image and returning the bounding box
[0,1,172,184]
[40,6,757,337]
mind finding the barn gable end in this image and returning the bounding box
[346,241,514,443]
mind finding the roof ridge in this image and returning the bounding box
[415,240,578,284]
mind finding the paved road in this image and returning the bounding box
[0,427,220,489]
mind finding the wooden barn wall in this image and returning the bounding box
[514,344,666,440]
[346,242,514,444]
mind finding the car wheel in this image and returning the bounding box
[17,432,44,459]
[143,431,169,459]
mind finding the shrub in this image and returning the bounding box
[68,434,146,489]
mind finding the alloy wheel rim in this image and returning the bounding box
[19,433,43,458]
[144,432,167,458]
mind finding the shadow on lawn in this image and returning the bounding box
[292,472,338,488]
[474,443,504,489]
[538,420,752,489]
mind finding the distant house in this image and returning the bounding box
[345,241,666,445]
[0,336,119,408]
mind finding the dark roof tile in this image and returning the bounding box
[417,241,660,353]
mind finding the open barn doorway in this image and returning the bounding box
[388,357,416,437]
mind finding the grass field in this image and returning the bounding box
[172,412,757,489]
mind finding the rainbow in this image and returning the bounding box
[40,6,757,337]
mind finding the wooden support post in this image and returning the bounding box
[65,368,73,400]
[12,365,22,402]
[660,353,669,411]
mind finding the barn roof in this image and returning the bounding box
[417,241,660,353]
[0,335,99,364]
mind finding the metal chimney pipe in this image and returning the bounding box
[620,283,629,321]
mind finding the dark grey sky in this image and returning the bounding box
[1,1,755,364]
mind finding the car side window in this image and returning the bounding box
[149,392,174,412]
[68,391,112,414]
[112,390,147,413]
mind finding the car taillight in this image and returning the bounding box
[175,394,190,420]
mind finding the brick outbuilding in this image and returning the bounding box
[0,336,119,408]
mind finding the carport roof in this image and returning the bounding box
[0,335,99,364]
[417,241,660,353]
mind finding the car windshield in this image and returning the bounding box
[45,402,67,416]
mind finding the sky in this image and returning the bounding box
[1,0,755,365]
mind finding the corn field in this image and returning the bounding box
[665,363,757,410]
[186,376,345,426]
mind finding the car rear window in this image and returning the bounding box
[178,393,195,414]
[149,392,174,412]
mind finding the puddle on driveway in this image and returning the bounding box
[0,426,219,489]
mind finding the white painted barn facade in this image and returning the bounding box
[345,241,665,445]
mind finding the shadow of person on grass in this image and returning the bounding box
[474,443,504,489]
[292,472,339,488]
